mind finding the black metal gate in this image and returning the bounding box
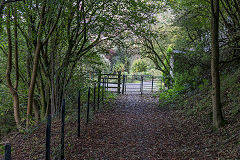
[122,74,163,95]
[101,73,121,94]
[101,73,164,95]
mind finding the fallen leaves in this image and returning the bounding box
[0,95,239,159]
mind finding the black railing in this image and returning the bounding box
[2,72,162,159]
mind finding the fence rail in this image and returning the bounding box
[102,73,164,95]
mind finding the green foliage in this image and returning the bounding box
[131,59,148,73]
[161,47,173,87]
[159,66,210,107]
[109,46,131,73]
[174,63,207,91]
[0,144,4,155]
[112,63,125,73]
[221,69,240,116]
[145,68,162,76]
[0,87,17,137]
[197,79,209,91]
[167,47,173,53]
[0,0,160,136]
[159,81,185,106]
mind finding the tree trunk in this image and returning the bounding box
[33,99,40,123]
[26,40,42,128]
[211,0,224,128]
[6,5,21,129]
[26,2,46,128]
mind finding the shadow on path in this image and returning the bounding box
[1,95,239,159]
[67,95,228,159]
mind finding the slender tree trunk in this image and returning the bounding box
[33,99,40,123]
[26,2,46,128]
[26,41,42,128]
[39,72,47,118]
[211,0,224,128]
[6,5,21,129]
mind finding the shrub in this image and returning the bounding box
[112,63,125,73]
[131,59,148,73]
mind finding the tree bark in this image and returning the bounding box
[33,99,40,123]
[26,40,42,128]
[26,2,46,128]
[6,5,21,129]
[211,0,224,128]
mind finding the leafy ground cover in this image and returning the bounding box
[0,95,239,159]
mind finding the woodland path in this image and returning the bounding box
[67,95,231,159]
[1,95,238,159]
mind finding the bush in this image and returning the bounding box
[159,81,185,106]
[159,69,209,107]
[131,59,148,73]
[112,62,125,73]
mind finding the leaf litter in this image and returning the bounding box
[0,94,239,159]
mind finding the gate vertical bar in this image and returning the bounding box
[161,79,163,89]
[97,72,101,109]
[125,75,127,92]
[152,76,154,93]
[46,115,51,160]
[122,75,125,94]
[86,86,90,124]
[107,75,109,91]
[61,99,65,160]
[102,78,105,105]
[77,91,81,137]
[117,72,121,94]
[141,76,143,96]
[4,144,11,160]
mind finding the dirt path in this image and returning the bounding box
[73,95,165,159]
[66,95,238,159]
[1,94,239,159]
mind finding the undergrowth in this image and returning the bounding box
[159,68,240,121]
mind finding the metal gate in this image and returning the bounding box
[101,73,164,95]
[101,73,121,94]
[122,74,163,95]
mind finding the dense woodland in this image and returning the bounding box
[0,0,161,132]
[0,0,240,159]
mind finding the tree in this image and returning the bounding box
[210,0,224,128]
[131,59,148,73]
[5,4,21,129]
[0,0,160,131]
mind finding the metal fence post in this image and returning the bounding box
[77,91,81,137]
[141,76,143,96]
[122,75,125,94]
[102,78,105,105]
[46,115,51,160]
[4,144,11,160]
[61,99,65,160]
[117,72,121,94]
[125,75,127,92]
[152,76,154,93]
[97,72,101,109]
[107,75,109,91]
